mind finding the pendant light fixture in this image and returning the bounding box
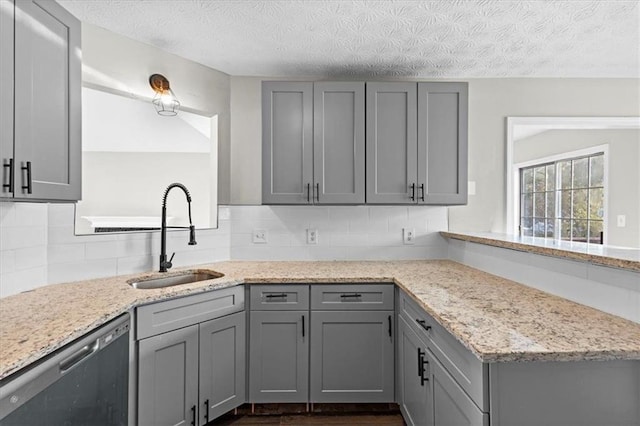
[149,74,180,116]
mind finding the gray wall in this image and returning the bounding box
[514,129,640,248]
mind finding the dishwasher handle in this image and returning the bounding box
[59,339,100,373]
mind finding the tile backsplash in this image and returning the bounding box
[0,203,448,297]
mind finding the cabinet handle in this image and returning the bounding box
[416,319,432,332]
[307,183,311,203]
[203,399,209,423]
[21,161,32,194]
[418,348,429,386]
[190,405,196,426]
[418,348,424,378]
[387,315,392,337]
[340,293,362,299]
[265,293,287,299]
[410,183,415,201]
[316,183,320,202]
[2,158,13,193]
[419,183,425,202]
[302,315,305,338]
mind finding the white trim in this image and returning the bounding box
[505,116,640,237]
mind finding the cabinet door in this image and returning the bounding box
[398,316,433,426]
[262,81,313,204]
[249,311,308,402]
[313,82,365,204]
[0,0,13,199]
[366,82,417,204]
[417,82,468,205]
[429,349,488,426]
[310,311,394,403]
[199,311,246,425]
[138,325,199,426]
[13,0,81,201]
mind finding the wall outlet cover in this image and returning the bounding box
[307,228,318,244]
[403,228,415,245]
[252,229,268,244]
[617,215,626,227]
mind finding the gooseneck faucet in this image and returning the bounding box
[159,183,197,272]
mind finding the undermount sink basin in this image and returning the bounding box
[128,270,224,289]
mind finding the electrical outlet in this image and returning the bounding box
[307,228,318,244]
[403,228,415,245]
[252,229,268,244]
[617,215,626,227]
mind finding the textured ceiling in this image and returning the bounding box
[58,0,640,78]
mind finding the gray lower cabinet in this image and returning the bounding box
[249,311,308,402]
[1,0,81,201]
[199,312,246,424]
[138,325,199,426]
[138,312,246,426]
[398,316,432,426]
[310,311,394,403]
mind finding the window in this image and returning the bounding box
[520,152,604,244]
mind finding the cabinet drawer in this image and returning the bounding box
[398,289,488,412]
[310,284,394,310]
[136,285,244,340]
[250,285,309,310]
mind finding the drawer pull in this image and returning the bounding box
[302,314,305,338]
[416,319,432,331]
[388,315,392,337]
[190,405,196,426]
[265,293,287,299]
[203,399,209,423]
[340,293,362,299]
[418,348,429,385]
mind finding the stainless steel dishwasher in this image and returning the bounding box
[0,313,130,426]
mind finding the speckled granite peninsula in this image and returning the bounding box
[1,260,640,379]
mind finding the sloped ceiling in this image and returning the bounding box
[58,0,639,78]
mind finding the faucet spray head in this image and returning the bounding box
[188,225,197,245]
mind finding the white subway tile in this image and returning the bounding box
[14,203,48,227]
[48,243,85,264]
[85,240,121,260]
[329,232,369,247]
[48,259,117,284]
[48,225,117,244]
[0,250,15,274]
[14,246,47,270]
[329,206,368,222]
[117,255,154,276]
[0,203,17,228]
[1,226,46,250]
[48,203,76,227]
[0,267,47,297]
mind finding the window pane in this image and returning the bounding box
[546,165,556,190]
[560,219,572,240]
[534,218,545,237]
[573,158,589,189]
[545,219,555,238]
[534,167,546,192]
[534,192,545,217]
[546,191,556,218]
[522,193,533,217]
[559,161,572,189]
[572,220,588,242]
[589,221,603,244]
[572,189,588,219]
[522,168,533,193]
[560,190,572,218]
[521,217,533,236]
[589,188,604,219]
[590,155,604,187]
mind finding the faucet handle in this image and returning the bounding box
[165,252,175,270]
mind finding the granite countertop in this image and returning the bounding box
[442,231,640,272]
[1,260,640,380]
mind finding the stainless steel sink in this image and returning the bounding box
[128,270,223,289]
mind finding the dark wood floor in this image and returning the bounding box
[210,404,405,426]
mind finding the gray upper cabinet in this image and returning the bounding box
[138,325,200,426]
[249,310,309,402]
[313,82,365,204]
[310,310,394,403]
[4,0,81,201]
[262,82,313,204]
[366,82,418,204]
[366,82,468,205]
[199,311,246,425]
[417,82,468,205]
[262,81,365,205]
[0,0,14,200]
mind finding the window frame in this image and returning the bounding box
[512,144,609,244]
